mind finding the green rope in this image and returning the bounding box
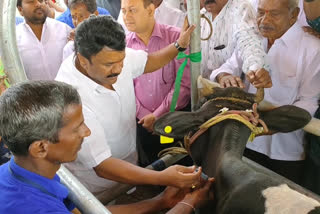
[169,51,201,112]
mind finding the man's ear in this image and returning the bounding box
[290,7,300,26]
[94,10,99,16]
[148,3,155,17]
[18,6,24,17]
[28,140,50,159]
[77,53,90,70]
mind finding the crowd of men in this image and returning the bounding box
[0,0,319,213]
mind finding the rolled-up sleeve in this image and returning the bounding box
[234,2,267,74]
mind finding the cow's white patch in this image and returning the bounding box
[262,184,320,214]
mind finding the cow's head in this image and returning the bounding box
[154,77,311,138]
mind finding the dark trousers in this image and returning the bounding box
[136,103,191,167]
[244,148,305,185]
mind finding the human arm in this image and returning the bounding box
[293,50,320,115]
[233,2,268,75]
[144,18,196,73]
[210,50,245,88]
[166,178,215,214]
[107,186,186,214]
[71,208,81,214]
[46,0,66,13]
[107,178,214,214]
[93,157,202,188]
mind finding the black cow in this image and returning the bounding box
[154,81,320,214]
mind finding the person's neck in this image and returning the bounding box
[26,20,44,41]
[14,156,59,179]
[136,20,155,46]
[75,56,115,90]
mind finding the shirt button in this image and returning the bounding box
[149,94,153,97]
[148,80,151,83]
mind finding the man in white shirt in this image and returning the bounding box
[62,0,99,60]
[16,0,71,80]
[210,0,320,185]
[201,0,271,90]
[118,0,185,34]
[56,15,202,203]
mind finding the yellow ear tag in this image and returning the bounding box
[160,126,174,144]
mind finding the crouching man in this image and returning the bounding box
[0,81,214,214]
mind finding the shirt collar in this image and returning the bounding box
[9,157,69,200]
[277,22,302,48]
[132,22,163,42]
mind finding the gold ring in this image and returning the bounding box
[191,184,196,189]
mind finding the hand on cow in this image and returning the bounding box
[156,186,190,209]
[182,177,215,209]
[138,113,156,132]
[246,68,272,88]
[217,73,245,88]
[176,17,196,49]
[160,165,202,189]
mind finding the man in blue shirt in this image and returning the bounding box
[0,81,213,214]
[56,0,110,28]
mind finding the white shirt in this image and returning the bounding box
[202,0,267,79]
[16,18,71,80]
[55,48,148,193]
[210,23,320,161]
[118,1,185,34]
[164,0,185,12]
[62,40,74,60]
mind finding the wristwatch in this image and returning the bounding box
[174,41,187,52]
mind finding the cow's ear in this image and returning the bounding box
[259,105,311,133]
[154,111,207,138]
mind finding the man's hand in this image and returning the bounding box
[176,17,196,48]
[158,186,190,209]
[182,178,215,209]
[216,73,245,88]
[138,113,156,132]
[68,29,76,41]
[246,68,272,88]
[160,165,202,189]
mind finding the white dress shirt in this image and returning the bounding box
[210,22,320,161]
[202,0,267,79]
[55,48,148,193]
[16,18,71,80]
[62,40,74,60]
[118,1,185,34]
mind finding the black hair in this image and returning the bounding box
[74,15,126,63]
[0,81,81,156]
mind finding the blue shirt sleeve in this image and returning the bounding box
[97,7,110,16]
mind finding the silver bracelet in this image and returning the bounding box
[178,201,196,212]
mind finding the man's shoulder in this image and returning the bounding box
[158,23,180,33]
[46,18,71,31]
[56,56,76,83]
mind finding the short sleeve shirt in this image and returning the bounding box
[0,158,74,214]
[55,48,148,193]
